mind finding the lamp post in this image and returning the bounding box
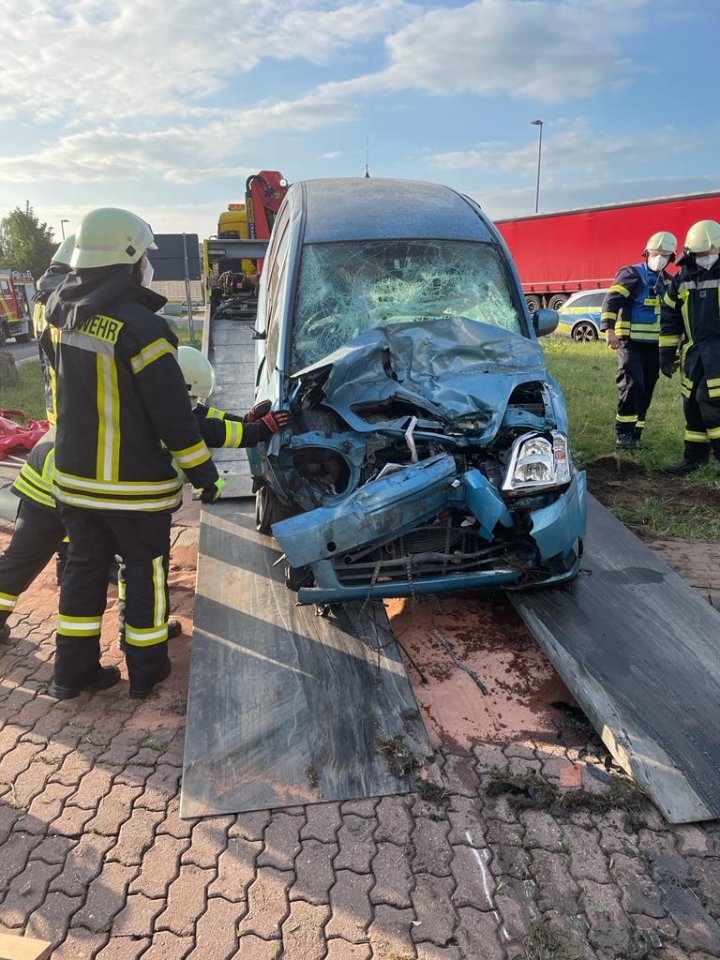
[60,219,70,240]
[530,119,543,214]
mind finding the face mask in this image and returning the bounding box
[696,253,719,271]
[141,258,154,287]
[648,254,669,272]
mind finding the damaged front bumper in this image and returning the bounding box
[271,457,586,604]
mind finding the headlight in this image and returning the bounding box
[502,431,572,494]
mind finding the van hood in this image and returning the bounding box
[289,315,550,444]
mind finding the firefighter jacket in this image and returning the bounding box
[194,403,267,448]
[661,258,720,399]
[600,262,670,342]
[33,263,70,424]
[45,269,218,513]
[11,427,57,512]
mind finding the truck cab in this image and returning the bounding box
[0,271,36,344]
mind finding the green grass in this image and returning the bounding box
[0,360,47,420]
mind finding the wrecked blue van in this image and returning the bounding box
[247,178,586,604]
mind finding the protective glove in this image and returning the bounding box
[660,361,677,379]
[199,476,225,503]
[258,410,291,437]
[245,399,272,423]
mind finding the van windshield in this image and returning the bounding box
[289,238,526,371]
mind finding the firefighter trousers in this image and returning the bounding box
[615,341,660,438]
[681,377,720,464]
[0,500,65,630]
[56,505,171,690]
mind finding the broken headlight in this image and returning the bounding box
[502,431,571,494]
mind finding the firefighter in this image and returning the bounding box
[115,347,290,648]
[601,231,677,449]
[0,428,63,643]
[45,207,223,701]
[34,234,75,426]
[176,346,290,446]
[660,220,720,475]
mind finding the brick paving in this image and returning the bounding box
[0,506,719,958]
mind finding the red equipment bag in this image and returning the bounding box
[0,409,50,459]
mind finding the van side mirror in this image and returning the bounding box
[533,308,559,338]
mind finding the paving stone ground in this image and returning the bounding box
[1,502,719,959]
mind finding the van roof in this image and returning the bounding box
[293,177,494,245]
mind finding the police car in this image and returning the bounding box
[556,289,609,342]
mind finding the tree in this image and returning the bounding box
[0,205,56,280]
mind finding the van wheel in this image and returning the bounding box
[255,485,289,535]
[572,321,598,343]
[526,295,542,313]
[548,294,568,311]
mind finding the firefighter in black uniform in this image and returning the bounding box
[45,207,224,700]
[600,231,677,449]
[0,429,63,643]
[660,220,720,475]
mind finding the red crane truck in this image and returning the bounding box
[495,190,720,312]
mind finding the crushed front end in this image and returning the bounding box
[251,317,586,604]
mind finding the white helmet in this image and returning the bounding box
[71,207,158,270]
[684,220,720,254]
[52,233,76,266]
[178,346,215,400]
[645,231,677,255]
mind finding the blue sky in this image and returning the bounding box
[1,0,717,243]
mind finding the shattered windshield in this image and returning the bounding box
[290,239,525,371]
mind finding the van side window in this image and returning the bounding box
[265,206,291,371]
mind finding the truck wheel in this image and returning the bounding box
[525,295,542,313]
[548,294,568,311]
[571,321,598,343]
[255,485,290,535]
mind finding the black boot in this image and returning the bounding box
[616,434,638,451]
[129,658,172,699]
[48,664,122,701]
[662,460,704,476]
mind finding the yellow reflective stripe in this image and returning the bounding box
[42,449,56,482]
[708,426,720,440]
[708,388,720,399]
[615,323,631,335]
[0,592,18,610]
[685,431,709,442]
[96,354,120,481]
[171,440,211,468]
[18,461,53,493]
[131,338,177,375]
[125,623,168,646]
[53,487,183,512]
[659,335,681,347]
[601,312,617,322]
[616,414,638,423]
[57,615,102,636]
[636,421,646,429]
[630,321,660,331]
[118,576,126,601]
[223,420,244,448]
[630,331,659,341]
[206,407,226,419]
[152,556,166,627]
[609,284,631,297]
[663,292,676,307]
[706,377,720,388]
[54,469,182,495]
[12,475,56,509]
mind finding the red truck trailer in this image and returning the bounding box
[495,190,720,312]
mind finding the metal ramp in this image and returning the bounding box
[181,501,429,817]
[512,495,720,824]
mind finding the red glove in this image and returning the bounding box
[245,400,271,423]
[259,411,291,435]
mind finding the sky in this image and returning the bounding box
[1,0,718,244]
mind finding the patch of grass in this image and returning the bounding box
[378,735,421,779]
[516,917,577,960]
[416,780,452,808]
[0,360,46,420]
[612,493,720,540]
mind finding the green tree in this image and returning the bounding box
[0,205,56,280]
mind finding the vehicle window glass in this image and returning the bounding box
[266,221,292,371]
[570,294,592,308]
[290,239,524,372]
[586,293,606,307]
[0,280,10,294]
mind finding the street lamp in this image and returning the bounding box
[530,120,543,214]
[60,219,70,239]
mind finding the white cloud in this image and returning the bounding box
[430,120,694,178]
